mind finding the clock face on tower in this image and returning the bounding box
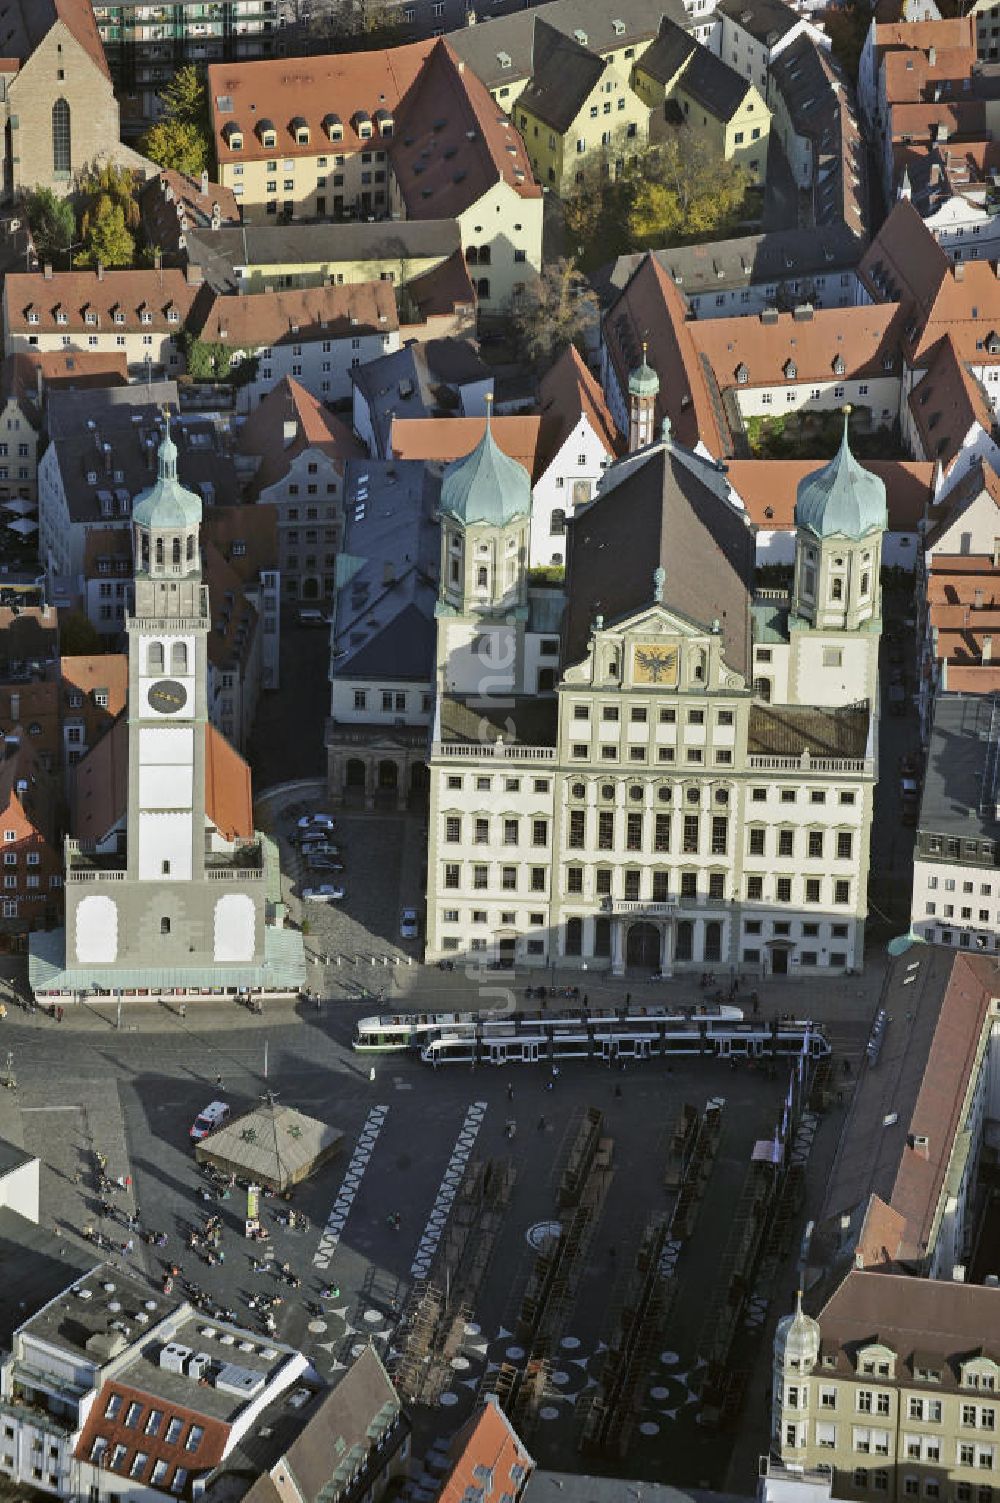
[632,642,679,686]
[148,679,188,715]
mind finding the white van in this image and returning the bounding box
[190,1100,231,1142]
[298,609,329,629]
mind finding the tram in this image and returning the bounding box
[418,1013,830,1067]
[352,1001,744,1053]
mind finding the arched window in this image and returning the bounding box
[549,508,566,536]
[172,537,181,565]
[155,537,164,567]
[171,642,187,674]
[147,642,164,674]
[465,246,478,265]
[476,566,488,588]
[831,576,844,601]
[140,533,149,569]
[52,98,71,175]
[478,245,491,266]
[476,278,490,299]
[754,677,772,703]
[186,534,195,561]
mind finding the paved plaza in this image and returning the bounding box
[0,973,878,1491]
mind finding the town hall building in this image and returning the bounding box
[28,421,305,1004]
[423,378,885,978]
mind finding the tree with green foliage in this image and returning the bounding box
[179,332,259,386]
[627,134,750,249]
[299,0,404,52]
[22,188,76,266]
[76,159,141,267]
[59,610,105,657]
[141,66,212,177]
[510,259,598,368]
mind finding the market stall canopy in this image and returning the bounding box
[193,1098,344,1190]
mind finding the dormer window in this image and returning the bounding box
[324,112,343,141]
[833,355,845,376]
[735,361,749,384]
[167,307,179,324]
[84,308,97,326]
[113,309,125,326]
[354,110,372,140]
[256,118,276,147]
[140,309,152,325]
[26,309,38,325]
[784,358,797,379]
[375,108,393,137]
[857,1344,897,1381]
[291,116,309,145]
[55,308,67,326]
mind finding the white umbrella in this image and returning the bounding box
[0,498,36,516]
[7,518,37,535]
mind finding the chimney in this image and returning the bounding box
[983,634,993,663]
[201,168,209,197]
[96,262,104,282]
[211,203,221,231]
[910,1133,930,1159]
[457,58,465,72]
[282,419,298,447]
[43,262,52,280]
[929,44,936,64]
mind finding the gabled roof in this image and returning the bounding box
[674,42,755,121]
[438,1397,534,1503]
[563,444,754,674]
[603,252,726,456]
[634,16,697,84]
[908,335,993,469]
[4,269,209,335]
[61,655,128,721]
[194,282,398,351]
[727,458,934,532]
[390,414,548,479]
[538,344,620,466]
[515,19,607,133]
[201,504,280,584]
[925,456,1000,549]
[716,0,802,45]
[238,376,363,498]
[0,0,111,80]
[815,1266,1000,1373]
[691,303,904,392]
[141,169,241,255]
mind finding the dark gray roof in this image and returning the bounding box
[674,40,752,121]
[820,946,971,1228]
[746,703,870,758]
[0,1207,98,1352]
[245,1348,404,1503]
[919,693,1000,841]
[0,1137,34,1177]
[562,444,755,677]
[717,0,802,45]
[635,17,697,85]
[524,1473,752,1503]
[350,339,490,458]
[438,695,558,747]
[595,223,864,306]
[332,459,439,682]
[446,0,688,91]
[515,20,606,133]
[184,221,462,293]
[46,383,240,525]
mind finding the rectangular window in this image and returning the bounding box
[749,827,765,855]
[808,831,824,858]
[598,811,614,850]
[626,812,642,851]
[777,877,792,903]
[503,819,519,846]
[568,810,585,848]
[711,816,728,855]
[683,814,699,853]
[655,813,670,852]
[474,819,489,845]
[567,866,583,894]
[778,829,794,857]
[473,865,488,890]
[532,819,548,847]
[747,874,763,901]
[445,817,461,843]
[835,879,851,904]
[444,864,459,890]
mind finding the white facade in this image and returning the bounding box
[240,327,399,414]
[529,419,615,570]
[709,9,828,100]
[911,854,1000,951]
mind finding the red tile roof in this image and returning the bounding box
[691,303,904,391]
[538,344,621,467]
[603,252,726,456]
[438,1398,534,1503]
[908,335,992,469]
[192,282,399,348]
[4,268,208,335]
[238,376,362,497]
[389,414,548,480]
[205,724,253,841]
[726,458,934,531]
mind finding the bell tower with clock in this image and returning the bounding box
[125,416,209,884]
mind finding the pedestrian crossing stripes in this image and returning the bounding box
[410,1102,487,1278]
[313,1104,389,1271]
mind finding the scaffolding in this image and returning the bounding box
[391,1155,515,1405]
[668,1096,724,1242]
[577,1212,675,1459]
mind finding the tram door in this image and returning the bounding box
[488,1043,507,1066]
[522,1041,540,1063]
[597,1036,613,1061]
[717,1035,731,1058]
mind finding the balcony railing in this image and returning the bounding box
[431,742,556,761]
[747,754,870,774]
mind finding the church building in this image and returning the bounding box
[28,421,305,1004]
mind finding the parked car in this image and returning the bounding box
[298,609,331,628]
[308,858,345,874]
[297,813,335,831]
[302,885,346,902]
[189,1101,231,1142]
[302,841,340,859]
[400,907,419,940]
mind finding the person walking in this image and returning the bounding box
[216,1072,224,1090]
[369,1066,376,1084]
